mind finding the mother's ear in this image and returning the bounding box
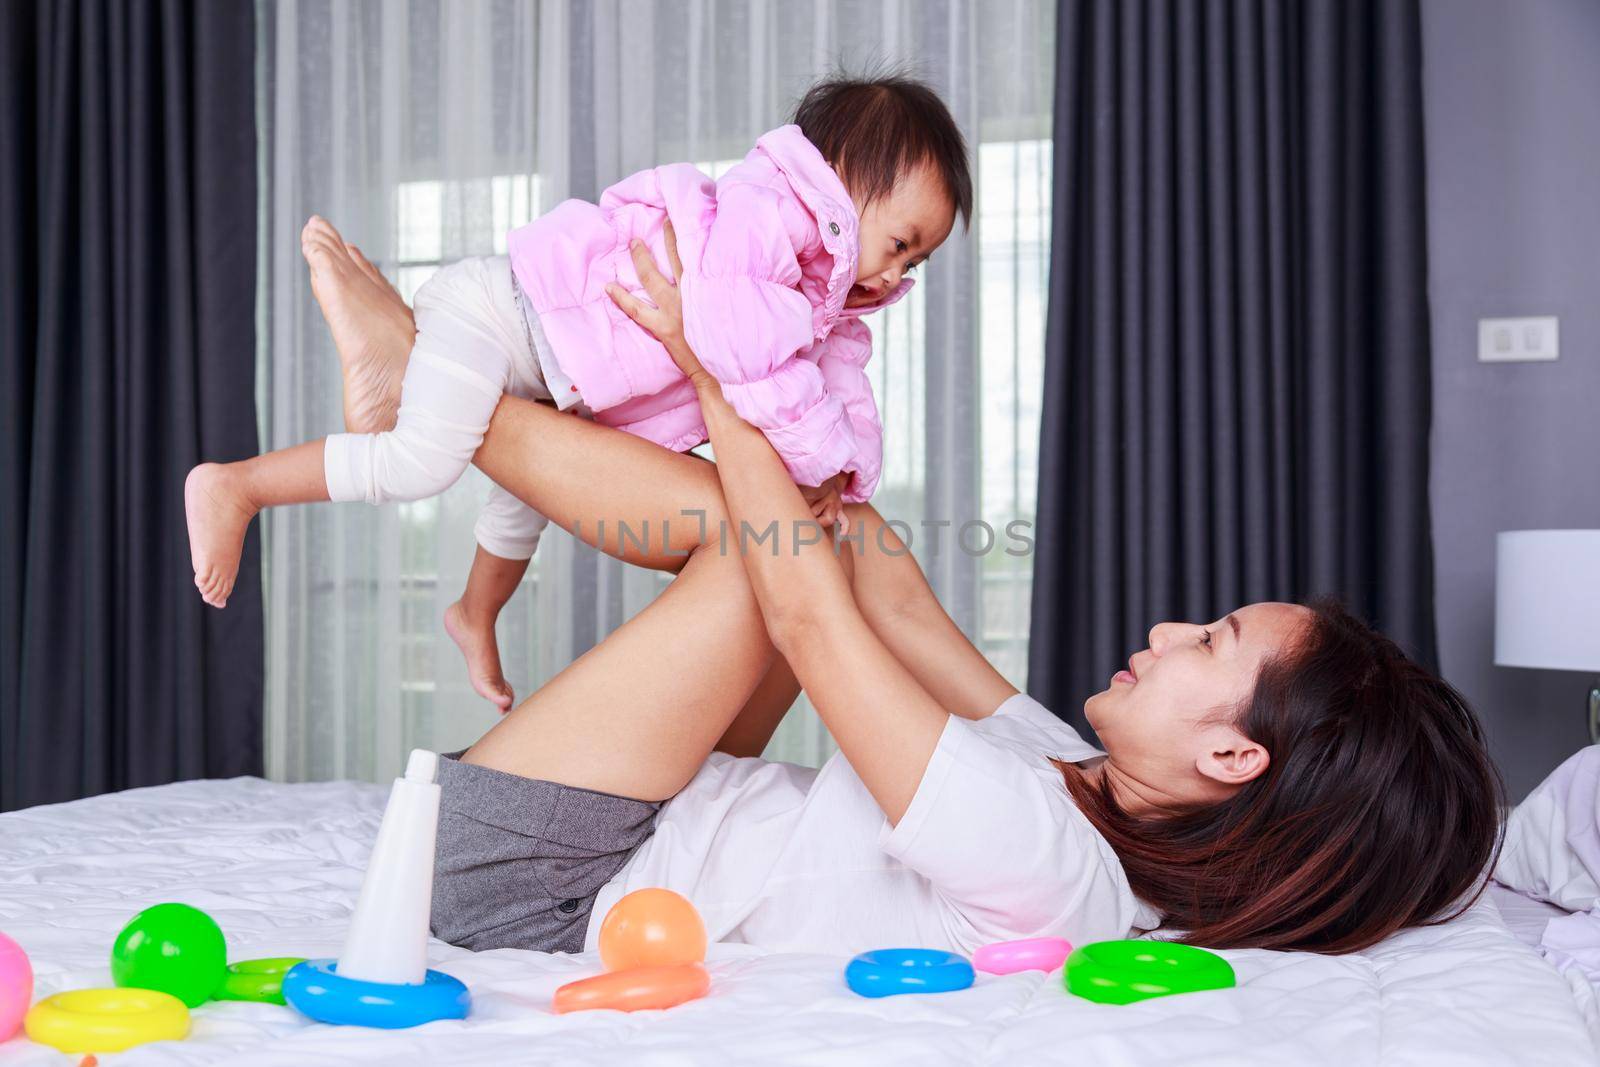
[1196,729,1269,788]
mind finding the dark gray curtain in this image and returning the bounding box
[0,0,262,809]
[1028,0,1435,731]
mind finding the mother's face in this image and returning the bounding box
[1085,602,1311,804]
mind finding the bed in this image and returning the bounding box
[2,777,1595,1066]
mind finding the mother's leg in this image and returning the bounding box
[300,229,1012,750]
[300,217,748,574]
[430,535,779,953]
[473,396,727,572]
[461,491,1018,801]
[309,317,1006,747]
[303,219,722,571]
[299,226,802,754]
[471,409,1021,750]
[462,541,775,801]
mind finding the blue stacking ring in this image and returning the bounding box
[845,948,975,998]
[281,959,470,1029]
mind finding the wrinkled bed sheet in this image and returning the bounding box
[1,778,1594,1066]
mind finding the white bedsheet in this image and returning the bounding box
[1,778,1594,1066]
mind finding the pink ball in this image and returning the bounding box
[0,931,32,1041]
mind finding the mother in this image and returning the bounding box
[302,221,1500,958]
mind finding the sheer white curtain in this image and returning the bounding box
[258,0,1055,783]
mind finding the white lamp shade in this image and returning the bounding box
[1495,530,1600,671]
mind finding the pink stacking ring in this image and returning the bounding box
[973,937,1073,975]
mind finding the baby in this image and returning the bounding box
[185,74,972,710]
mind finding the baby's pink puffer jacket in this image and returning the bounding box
[506,125,908,501]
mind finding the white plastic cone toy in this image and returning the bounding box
[282,749,471,1028]
[339,748,441,983]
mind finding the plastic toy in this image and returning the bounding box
[0,931,31,1041]
[844,949,975,998]
[215,957,306,1004]
[1064,940,1236,1004]
[281,959,468,1028]
[110,903,227,1007]
[973,936,1073,976]
[553,962,710,1014]
[547,889,710,1015]
[283,750,471,1028]
[598,888,707,972]
[24,988,189,1053]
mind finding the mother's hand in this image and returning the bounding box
[606,222,711,387]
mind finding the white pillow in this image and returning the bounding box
[1496,746,1600,912]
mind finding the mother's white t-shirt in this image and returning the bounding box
[585,694,1161,955]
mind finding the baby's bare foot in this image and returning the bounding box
[301,216,416,434]
[184,463,258,609]
[444,600,515,713]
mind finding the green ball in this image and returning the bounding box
[110,904,227,1008]
[1064,939,1235,1005]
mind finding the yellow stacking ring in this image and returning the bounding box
[25,987,190,1053]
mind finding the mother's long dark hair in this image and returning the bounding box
[1061,599,1504,954]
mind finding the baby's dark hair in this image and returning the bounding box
[792,72,973,229]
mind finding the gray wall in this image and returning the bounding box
[1422,0,1600,799]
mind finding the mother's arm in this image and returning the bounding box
[720,422,946,822]
[609,238,1003,822]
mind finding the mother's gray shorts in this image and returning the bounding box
[431,752,660,954]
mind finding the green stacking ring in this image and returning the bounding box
[1064,940,1235,1005]
[215,958,306,1005]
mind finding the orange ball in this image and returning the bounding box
[552,963,709,1014]
[598,889,706,972]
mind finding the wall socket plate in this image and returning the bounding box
[1478,316,1559,362]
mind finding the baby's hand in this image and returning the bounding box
[800,475,850,535]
